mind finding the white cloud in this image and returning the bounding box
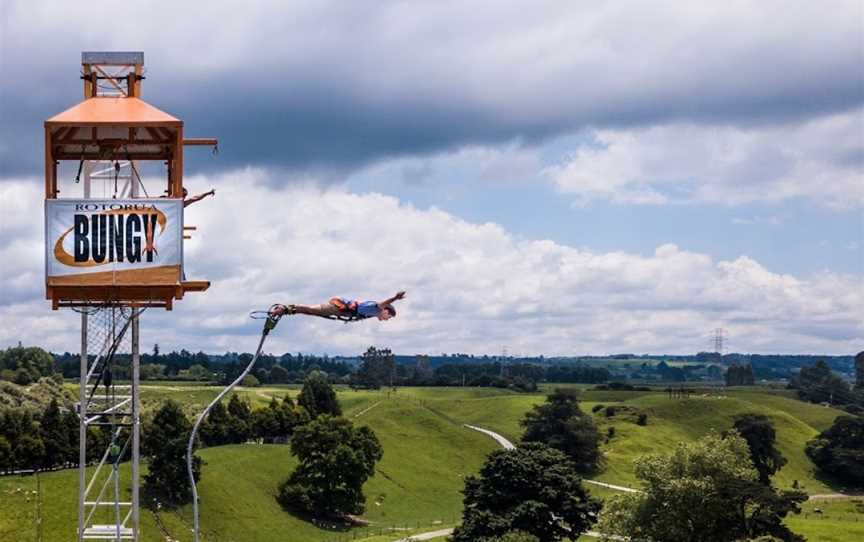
[1,172,861,355]
[544,109,864,207]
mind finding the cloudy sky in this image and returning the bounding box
[1,1,862,356]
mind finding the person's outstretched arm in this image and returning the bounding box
[184,189,216,207]
[378,290,406,309]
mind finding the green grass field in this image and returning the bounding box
[3,384,855,541]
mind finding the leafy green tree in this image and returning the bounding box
[0,435,11,472]
[199,400,231,446]
[143,400,200,506]
[15,434,45,470]
[140,363,166,380]
[0,346,55,382]
[790,360,856,406]
[731,414,787,485]
[269,364,289,383]
[452,442,599,542]
[520,388,599,473]
[62,409,79,465]
[725,363,756,386]
[855,351,864,390]
[252,398,282,442]
[297,371,341,418]
[805,415,864,487]
[0,409,44,470]
[39,399,69,469]
[597,432,805,542]
[276,415,382,517]
[353,346,395,389]
[226,394,252,443]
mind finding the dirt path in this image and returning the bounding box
[396,528,454,541]
[464,424,640,494]
[354,400,384,419]
[584,479,641,494]
[808,493,861,501]
[463,424,516,449]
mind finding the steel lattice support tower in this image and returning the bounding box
[77,307,141,540]
[713,327,726,355]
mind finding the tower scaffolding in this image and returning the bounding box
[77,305,140,540]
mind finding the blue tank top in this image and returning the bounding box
[355,301,381,317]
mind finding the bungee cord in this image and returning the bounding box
[187,306,285,542]
[186,302,373,541]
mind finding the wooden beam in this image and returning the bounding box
[144,127,170,144]
[93,65,127,96]
[44,128,55,198]
[83,65,93,98]
[134,64,142,98]
[54,152,171,161]
[172,126,184,197]
[182,138,218,146]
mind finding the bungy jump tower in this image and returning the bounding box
[43,52,217,541]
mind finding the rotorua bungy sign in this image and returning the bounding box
[45,199,183,277]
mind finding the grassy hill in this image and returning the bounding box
[3,384,860,541]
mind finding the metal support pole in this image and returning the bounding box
[78,311,88,542]
[131,309,140,541]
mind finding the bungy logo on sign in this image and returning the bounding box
[46,199,183,277]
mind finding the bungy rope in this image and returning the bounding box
[186,306,284,542]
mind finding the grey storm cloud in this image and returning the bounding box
[1,0,862,180]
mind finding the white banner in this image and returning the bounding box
[45,199,183,277]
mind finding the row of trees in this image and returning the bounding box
[141,371,382,520]
[350,347,609,391]
[0,346,55,385]
[0,399,78,472]
[789,359,864,414]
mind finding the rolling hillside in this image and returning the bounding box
[2,384,859,541]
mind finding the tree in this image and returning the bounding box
[226,394,252,443]
[269,364,289,384]
[252,398,282,443]
[199,400,231,447]
[451,443,599,542]
[143,400,200,506]
[597,432,806,542]
[0,435,11,472]
[790,360,856,406]
[297,371,341,418]
[856,351,864,390]
[805,415,864,487]
[726,363,756,386]
[520,388,599,473]
[276,415,382,518]
[39,399,69,469]
[0,346,55,382]
[731,414,787,485]
[353,346,395,389]
[61,409,79,465]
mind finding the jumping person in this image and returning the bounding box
[183,188,215,207]
[271,291,406,321]
[161,187,215,206]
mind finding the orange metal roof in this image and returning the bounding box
[45,97,182,127]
